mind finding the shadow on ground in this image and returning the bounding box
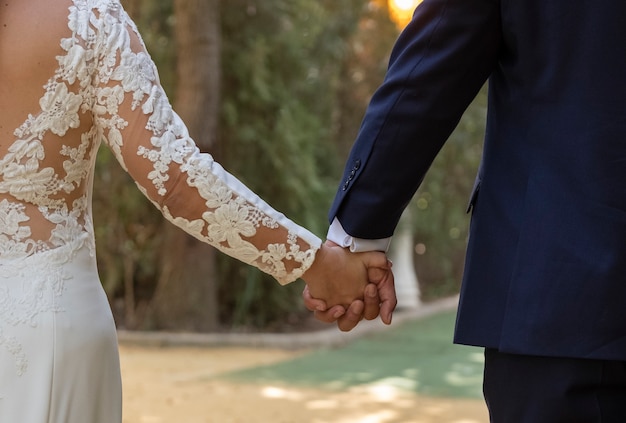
[220,310,484,399]
[120,307,490,423]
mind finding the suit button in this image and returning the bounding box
[342,181,350,191]
[353,160,361,170]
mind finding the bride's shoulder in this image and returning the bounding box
[0,0,75,79]
[0,0,75,33]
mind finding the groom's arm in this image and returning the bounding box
[329,0,500,239]
[308,0,501,329]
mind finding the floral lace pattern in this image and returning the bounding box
[1,0,322,283]
[0,0,321,375]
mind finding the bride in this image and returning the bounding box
[0,0,395,421]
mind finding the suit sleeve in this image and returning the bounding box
[329,0,502,239]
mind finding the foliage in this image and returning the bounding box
[216,0,370,329]
[93,148,163,327]
[94,0,175,326]
[411,87,487,300]
[331,1,400,158]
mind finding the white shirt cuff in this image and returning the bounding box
[327,218,391,253]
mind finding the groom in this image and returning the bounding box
[306,0,626,421]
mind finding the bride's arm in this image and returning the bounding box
[79,2,322,285]
[74,0,395,312]
[70,1,394,316]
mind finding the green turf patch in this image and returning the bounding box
[221,310,484,399]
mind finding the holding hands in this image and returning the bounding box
[302,241,397,331]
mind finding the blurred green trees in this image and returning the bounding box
[95,0,485,332]
[411,90,486,300]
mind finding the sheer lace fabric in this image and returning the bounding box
[0,0,321,283]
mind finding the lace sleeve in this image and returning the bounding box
[70,0,321,284]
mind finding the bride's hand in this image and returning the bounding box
[302,241,387,307]
[302,243,396,331]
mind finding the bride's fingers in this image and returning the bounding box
[337,300,365,332]
[313,305,346,323]
[302,285,328,312]
[362,283,381,321]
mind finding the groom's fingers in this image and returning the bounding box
[366,258,396,325]
[378,272,397,325]
[361,250,390,272]
[362,283,381,320]
[337,300,364,332]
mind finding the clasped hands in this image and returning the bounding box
[301,240,397,332]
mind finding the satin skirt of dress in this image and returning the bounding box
[0,243,122,423]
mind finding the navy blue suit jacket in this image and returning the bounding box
[329,0,626,360]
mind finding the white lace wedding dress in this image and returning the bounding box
[0,0,321,421]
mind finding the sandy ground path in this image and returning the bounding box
[119,345,489,423]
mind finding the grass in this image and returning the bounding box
[221,310,485,399]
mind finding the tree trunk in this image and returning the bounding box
[147,0,221,331]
